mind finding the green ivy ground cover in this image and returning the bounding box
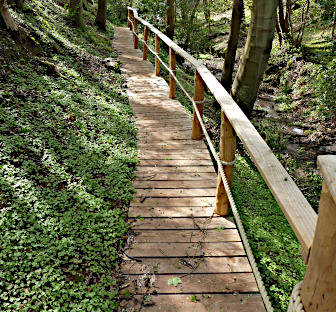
[0,1,137,311]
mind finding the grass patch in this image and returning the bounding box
[0,1,136,311]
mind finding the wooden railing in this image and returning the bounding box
[127,7,336,311]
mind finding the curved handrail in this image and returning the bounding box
[127,7,317,261]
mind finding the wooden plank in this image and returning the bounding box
[131,197,215,207]
[136,166,215,174]
[301,180,336,311]
[135,172,217,181]
[137,151,209,160]
[131,294,266,312]
[122,257,251,274]
[134,180,217,189]
[318,155,336,202]
[129,206,216,218]
[129,217,236,230]
[137,132,192,141]
[127,273,257,293]
[138,141,206,148]
[135,188,216,198]
[128,242,245,257]
[138,159,213,166]
[133,229,240,243]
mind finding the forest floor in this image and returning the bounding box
[0,2,136,311]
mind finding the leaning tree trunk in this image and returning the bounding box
[220,0,244,92]
[96,0,107,30]
[166,0,175,39]
[231,0,278,117]
[0,1,18,31]
[69,0,83,27]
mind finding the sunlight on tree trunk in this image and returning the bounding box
[166,0,175,39]
[0,1,18,31]
[220,0,244,92]
[231,0,278,117]
[69,0,84,27]
[96,0,107,30]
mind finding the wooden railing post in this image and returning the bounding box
[155,34,160,76]
[127,9,131,30]
[133,17,139,49]
[169,48,176,99]
[143,26,149,60]
[215,111,236,216]
[192,70,205,140]
[301,155,336,312]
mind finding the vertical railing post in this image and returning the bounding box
[300,155,336,312]
[169,48,176,99]
[215,112,236,216]
[143,26,149,60]
[127,8,131,30]
[192,70,205,140]
[133,16,139,49]
[155,34,160,76]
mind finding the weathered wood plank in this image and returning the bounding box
[135,172,217,181]
[128,242,245,257]
[127,273,257,293]
[129,217,236,230]
[128,206,216,218]
[131,294,266,312]
[137,151,210,160]
[138,159,213,166]
[135,188,216,198]
[133,229,240,242]
[318,155,336,202]
[131,197,215,207]
[134,180,217,189]
[122,257,251,274]
[136,166,216,174]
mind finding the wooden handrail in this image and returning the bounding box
[127,7,317,261]
[301,155,336,311]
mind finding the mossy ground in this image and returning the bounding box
[0,1,136,311]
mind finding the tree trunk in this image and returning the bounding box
[69,0,83,27]
[231,0,278,117]
[184,0,201,47]
[95,0,107,30]
[295,0,310,46]
[278,0,286,33]
[8,0,24,10]
[220,0,244,92]
[203,0,211,30]
[166,0,175,39]
[284,0,292,35]
[0,1,18,31]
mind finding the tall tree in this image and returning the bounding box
[220,0,244,92]
[231,0,278,117]
[166,0,175,39]
[183,0,201,47]
[203,0,210,30]
[69,0,84,27]
[0,0,18,31]
[96,0,107,30]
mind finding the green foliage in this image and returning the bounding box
[233,155,305,312]
[311,58,336,117]
[0,1,137,311]
[168,277,182,287]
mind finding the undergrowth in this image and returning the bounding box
[0,1,136,311]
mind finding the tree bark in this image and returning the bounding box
[220,0,244,92]
[231,0,278,117]
[166,0,175,39]
[0,1,18,31]
[203,0,211,30]
[69,0,83,27]
[95,0,107,30]
[184,0,201,47]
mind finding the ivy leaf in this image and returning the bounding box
[168,277,182,287]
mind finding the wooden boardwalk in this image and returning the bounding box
[114,27,266,312]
